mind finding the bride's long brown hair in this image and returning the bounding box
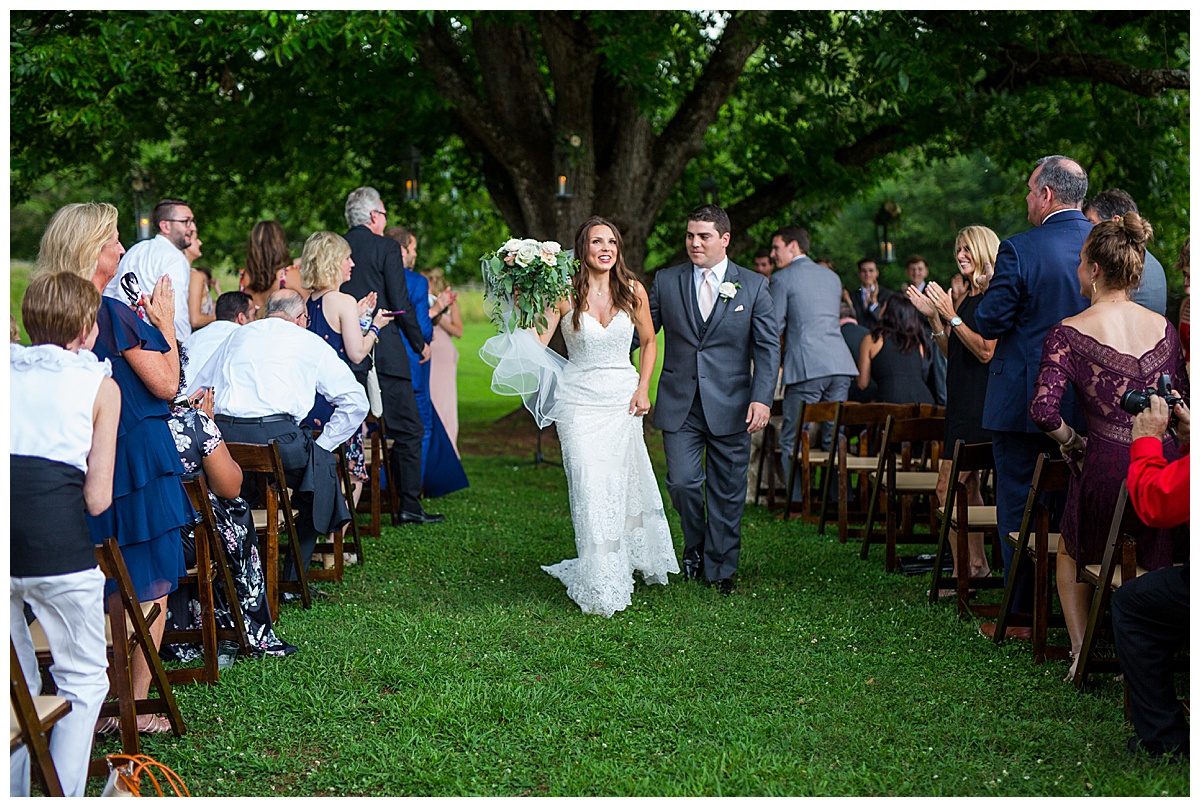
[571,216,639,330]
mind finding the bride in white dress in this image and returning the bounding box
[527,217,679,616]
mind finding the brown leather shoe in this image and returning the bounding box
[978,622,1033,641]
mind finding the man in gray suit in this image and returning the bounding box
[769,226,859,502]
[649,204,780,593]
[1083,188,1168,315]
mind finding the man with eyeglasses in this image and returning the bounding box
[103,198,197,341]
[340,187,443,524]
[192,289,368,590]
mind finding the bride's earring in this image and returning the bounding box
[1091,280,1098,298]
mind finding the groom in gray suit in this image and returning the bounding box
[649,205,780,593]
[769,226,859,502]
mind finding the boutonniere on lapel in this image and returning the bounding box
[718,281,741,301]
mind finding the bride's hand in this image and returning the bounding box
[629,388,651,417]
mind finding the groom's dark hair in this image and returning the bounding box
[771,225,810,254]
[687,204,731,236]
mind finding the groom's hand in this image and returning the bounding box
[746,401,770,434]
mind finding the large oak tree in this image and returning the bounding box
[11,10,1189,272]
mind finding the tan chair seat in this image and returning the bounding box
[28,602,157,652]
[868,470,940,492]
[1006,531,1061,552]
[10,695,70,750]
[1082,563,1149,588]
[804,450,830,464]
[843,456,880,471]
[252,508,299,531]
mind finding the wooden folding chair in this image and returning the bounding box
[11,641,71,796]
[753,399,786,508]
[1073,483,1154,689]
[225,441,311,620]
[337,444,365,564]
[160,476,252,685]
[928,440,1003,618]
[860,414,944,571]
[817,402,919,542]
[357,415,386,538]
[781,400,838,522]
[993,453,1070,662]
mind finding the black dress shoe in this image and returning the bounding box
[282,585,331,604]
[716,578,735,595]
[682,558,703,581]
[396,510,446,525]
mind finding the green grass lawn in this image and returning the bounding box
[12,267,1187,795]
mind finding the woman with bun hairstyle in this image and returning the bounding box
[1030,212,1187,681]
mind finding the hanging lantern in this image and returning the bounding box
[405,145,422,202]
[873,201,901,263]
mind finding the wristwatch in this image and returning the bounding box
[949,316,963,328]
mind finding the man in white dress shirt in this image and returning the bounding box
[103,199,196,341]
[182,291,254,395]
[191,289,368,585]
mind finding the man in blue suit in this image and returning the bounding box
[974,155,1092,639]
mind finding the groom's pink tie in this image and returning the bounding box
[699,268,715,321]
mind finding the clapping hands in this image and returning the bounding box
[924,281,957,321]
[905,284,936,318]
[142,275,175,334]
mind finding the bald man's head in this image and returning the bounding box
[265,288,306,321]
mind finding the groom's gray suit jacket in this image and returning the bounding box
[649,260,780,436]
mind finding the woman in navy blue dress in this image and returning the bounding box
[41,202,194,735]
[299,231,390,506]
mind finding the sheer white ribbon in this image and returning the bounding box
[478,298,571,428]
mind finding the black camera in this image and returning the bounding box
[1119,373,1186,416]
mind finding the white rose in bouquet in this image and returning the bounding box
[539,242,560,265]
[502,238,524,254]
[515,243,540,267]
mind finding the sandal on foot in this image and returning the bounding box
[136,714,172,734]
[95,717,120,736]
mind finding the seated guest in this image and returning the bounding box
[908,225,1000,588]
[1030,212,1186,681]
[840,301,875,403]
[855,295,934,405]
[182,291,254,395]
[185,233,216,331]
[191,289,368,589]
[299,231,389,503]
[10,272,120,796]
[164,386,296,665]
[1114,392,1189,760]
[240,220,303,316]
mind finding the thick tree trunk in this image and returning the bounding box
[416,11,767,272]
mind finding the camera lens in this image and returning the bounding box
[1120,388,1153,416]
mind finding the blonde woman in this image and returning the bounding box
[907,225,1000,591]
[421,267,462,452]
[300,231,389,499]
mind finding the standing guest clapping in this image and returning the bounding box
[40,202,195,735]
[10,272,120,796]
[1030,212,1186,681]
[422,266,463,454]
[299,231,389,504]
[240,220,303,316]
[974,155,1092,636]
[908,225,1000,588]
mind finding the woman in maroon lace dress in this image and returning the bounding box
[1030,212,1187,681]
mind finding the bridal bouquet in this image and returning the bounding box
[481,238,576,333]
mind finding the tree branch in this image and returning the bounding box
[644,11,769,211]
[988,44,1188,97]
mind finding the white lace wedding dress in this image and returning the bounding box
[541,309,678,617]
